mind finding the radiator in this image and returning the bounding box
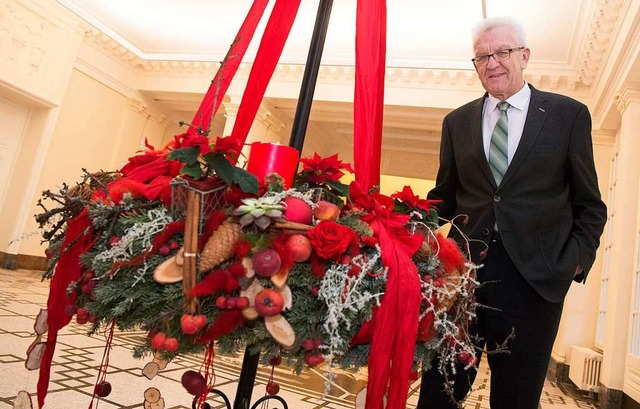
[568,346,602,392]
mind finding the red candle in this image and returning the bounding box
[246,142,299,188]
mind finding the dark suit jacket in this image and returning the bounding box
[428,85,607,303]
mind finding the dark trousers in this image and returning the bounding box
[417,234,565,409]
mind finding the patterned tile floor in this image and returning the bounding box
[0,268,598,409]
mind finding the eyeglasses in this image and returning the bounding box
[472,46,525,67]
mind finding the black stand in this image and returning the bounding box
[195,1,334,409]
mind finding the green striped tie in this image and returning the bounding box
[489,101,510,185]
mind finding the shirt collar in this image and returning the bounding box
[487,82,531,112]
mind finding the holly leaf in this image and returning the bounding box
[167,147,200,165]
[180,163,203,180]
[233,168,259,194]
[208,154,234,185]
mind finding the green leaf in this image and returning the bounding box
[209,155,234,185]
[326,180,350,197]
[180,163,202,179]
[233,168,259,194]
[167,147,200,165]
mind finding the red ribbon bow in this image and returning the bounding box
[349,182,423,409]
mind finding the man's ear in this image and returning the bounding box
[521,48,531,69]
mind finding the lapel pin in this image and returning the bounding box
[538,107,546,112]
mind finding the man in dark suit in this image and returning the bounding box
[417,16,607,409]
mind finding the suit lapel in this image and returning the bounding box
[500,87,548,187]
[469,95,495,186]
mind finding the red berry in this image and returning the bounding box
[151,333,167,350]
[181,370,206,396]
[311,286,320,297]
[108,236,120,247]
[169,241,180,250]
[269,356,282,366]
[266,381,280,395]
[225,297,237,309]
[303,352,324,366]
[215,296,227,309]
[235,297,250,309]
[164,337,179,352]
[158,245,171,256]
[76,308,89,324]
[193,314,207,330]
[65,305,77,317]
[313,338,323,349]
[301,338,314,351]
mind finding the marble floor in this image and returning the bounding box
[0,268,598,409]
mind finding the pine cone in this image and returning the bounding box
[199,218,241,272]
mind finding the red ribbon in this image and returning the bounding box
[186,0,270,137]
[350,183,423,409]
[38,209,94,408]
[230,0,301,146]
[354,0,386,189]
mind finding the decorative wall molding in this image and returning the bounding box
[614,83,640,115]
[126,97,167,124]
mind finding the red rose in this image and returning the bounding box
[307,220,357,261]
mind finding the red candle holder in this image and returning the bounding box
[246,142,299,189]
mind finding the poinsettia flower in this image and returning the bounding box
[299,153,354,184]
[212,134,243,159]
[177,135,213,156]
[391,185,440,212]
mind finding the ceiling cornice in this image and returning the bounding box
[79,0,625,98]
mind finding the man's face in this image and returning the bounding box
[473,26,530,100]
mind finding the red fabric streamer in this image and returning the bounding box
[350,183,423,409]
[186,0,269,137]
[354,0,387,190]
[188,267,241,297]
[230,0,301,146]
[38,209,94,408]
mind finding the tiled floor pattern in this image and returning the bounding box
[0,268,597,409]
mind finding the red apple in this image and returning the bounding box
[151,332,167,350]
[266,381,280,395]
[254,289,285,317]
[163,337,179,352]
[252,249,282,277]
[181,314,198,335]
[236,297,250,309]
[286,234,312,262]
[314,200,340,221]
[95,381,112,397]
[282,197,313,224]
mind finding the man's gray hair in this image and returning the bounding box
[472,16,527,47]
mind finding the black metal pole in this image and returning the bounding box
[232,3,334,409]
[288,0,334,152]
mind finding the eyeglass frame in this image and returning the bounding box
[471,46,526,67]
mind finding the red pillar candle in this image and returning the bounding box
[246,142,299,189]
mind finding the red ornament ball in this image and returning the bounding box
[95,381,112,397]
[181,370,207,396]
[266,381,280,395]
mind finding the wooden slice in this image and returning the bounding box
[142,361,160,380]
[242,306,259,320]
[355,387,387,409]
[241,257,255,279]
[25,341,45,370]
[144,397,165,409]
[153,256,183,284]
[175,248,185,267]
[13,390,33,409]
[143,387,161,404]
[270,266,289,288]
[152,352,170,370]
[278,285,292,311]
[33,309,48,334]
[264,314,296,349]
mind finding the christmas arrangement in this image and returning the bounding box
[29,132,479,408]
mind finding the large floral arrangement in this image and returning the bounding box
[33,134,478,408]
